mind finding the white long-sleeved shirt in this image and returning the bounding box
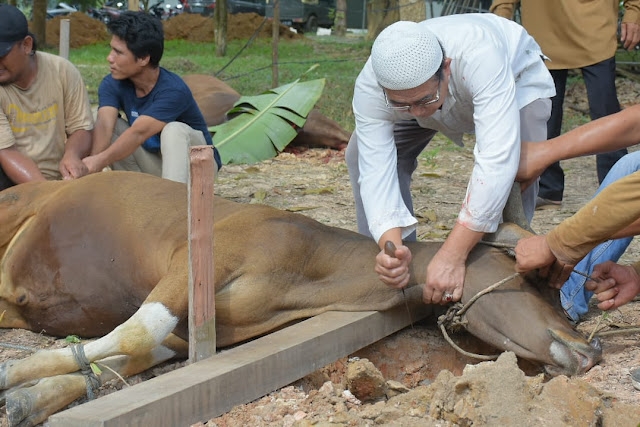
[352,13,556,243]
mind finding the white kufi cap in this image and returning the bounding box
[371,21,443,90]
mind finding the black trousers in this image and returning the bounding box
[539,56,627,201]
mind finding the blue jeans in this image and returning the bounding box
[561,151,640,322]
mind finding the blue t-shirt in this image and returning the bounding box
[98,68,221,169]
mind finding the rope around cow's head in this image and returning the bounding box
[436,272,521,361]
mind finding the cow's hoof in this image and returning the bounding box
[6,388,34,427]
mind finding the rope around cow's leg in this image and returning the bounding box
[70,343,101,400]
[0,343,36,352]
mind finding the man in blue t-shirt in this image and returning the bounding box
[84,11,221,183]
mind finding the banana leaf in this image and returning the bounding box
[209,78,325,165]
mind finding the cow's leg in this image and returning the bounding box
[483,183,536,248]
[0,252,189,390]
[4,334,187,427]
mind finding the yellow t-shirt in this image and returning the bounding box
[546,170,640,273]
[0,51,93,180]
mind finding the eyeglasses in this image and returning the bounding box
[383,80,441,111]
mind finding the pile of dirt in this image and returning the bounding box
[44,12,302,48]
[163,12,303,42]
[206,352,640,426]
[44,12,110,48]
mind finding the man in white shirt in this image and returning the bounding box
[347,14,555,306]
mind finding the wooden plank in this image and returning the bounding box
[48,305,430,427]
[188,146,216,361]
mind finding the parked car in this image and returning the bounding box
[266,0,334,33]
[188,0,215,16]
[186,0,266,17]
[227,0,265,15]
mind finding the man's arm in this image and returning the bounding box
[621,0,640,51]
[612,217,640,239]
[91,106,119,156]
[59,129,92,179]
[0,146,46,183]
[516,170,640,277]
[84,114,166,174]
[518,105,640,183]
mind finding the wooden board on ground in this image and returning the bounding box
[48,305,429,427]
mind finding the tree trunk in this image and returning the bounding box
[334,0,347,36]
[398,0,425,21]
[366,0,400,41]
[32,0,47,48]
[214,0,228,56]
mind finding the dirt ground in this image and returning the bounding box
[44,12,301,48]
[2,61,640,427]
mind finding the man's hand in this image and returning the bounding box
[587,261,640,311]
[59,153,89,180]
[423,247,465,305]
[621,22,640,51]
[82,154,107,175]
[514,235,555,272]
[514,235,572,288]
[375,244,412,289]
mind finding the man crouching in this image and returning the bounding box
[84,12,221,183]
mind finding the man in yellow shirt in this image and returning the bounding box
[0,4,93,190]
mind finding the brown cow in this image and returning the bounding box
[0,172,600,426]
[183,74,351,150]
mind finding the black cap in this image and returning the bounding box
[0,5,28,58]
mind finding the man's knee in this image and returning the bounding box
[161,122,191,145]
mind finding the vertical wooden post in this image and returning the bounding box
[215,0,228,56]
[59,19,70,60]
[271,0,280,88]
[188,146,216,362]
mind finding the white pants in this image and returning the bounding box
[346,98,552,240]
[111,119,210,184]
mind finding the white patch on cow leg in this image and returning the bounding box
[83,302,179,361]
[0,304,178,389]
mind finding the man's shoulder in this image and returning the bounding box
[37,51,79,72]
[100,74,131,93]
[157,68,190,90]
[154,68,193,100]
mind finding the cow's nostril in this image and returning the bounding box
[16,294,27,305]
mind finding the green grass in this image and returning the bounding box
[47,35,372,132]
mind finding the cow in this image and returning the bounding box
[182,74,351,151]
[0,172,601,426]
